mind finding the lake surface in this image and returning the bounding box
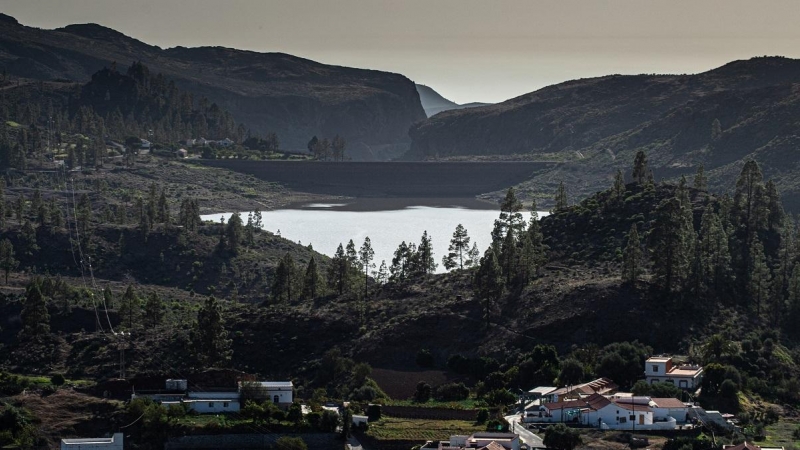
[202,198,549,274]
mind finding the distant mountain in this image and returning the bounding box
[0,14,426,160]
[408,57,800,210]
[415,84,490,117]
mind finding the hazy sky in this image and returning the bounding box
[2,0,800,104]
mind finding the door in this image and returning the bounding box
[639,414,645,425]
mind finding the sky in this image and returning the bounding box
[2,0,800,104]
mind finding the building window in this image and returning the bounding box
[620,417,627,423]
[652,365,659,372]
[273,395,280,404]
[209,402,214,408]
[629,415,635,421]
[223,402,229,408]
[679,380,688,388]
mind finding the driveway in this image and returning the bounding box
[504,413,545,449]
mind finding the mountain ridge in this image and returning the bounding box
[415,83,490,117]
[0,15,426,160]
[408,56,800,210]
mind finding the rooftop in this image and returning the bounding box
[646,356,672,363]
[651,398,688,409]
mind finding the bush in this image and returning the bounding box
[543,423,582,450]
[50,374,65,386]
[352,386,378,402]
[476,408,489,424]
[413,381,432,403]
[485,419,508,432]
[366,404,381,421]
[485,389,515,406]
[434,382,469,401]
[719,379,739,398]
[319,409,340,432]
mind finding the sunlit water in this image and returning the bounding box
[202,200,548,274]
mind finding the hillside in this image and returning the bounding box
[0,14,426,160]
[408,57,800,210]
[415,84,490,117]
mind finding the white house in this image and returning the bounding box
[61,433,123,450]
[140,139,151,149]
[645,356,704,389]
[218,137,234,147]
[238,381,293,406]
[352,415,368,427]
[464,433,520,450]
[182,390,240,413]
[650,397,691,424]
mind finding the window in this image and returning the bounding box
[619,417,627,423]
[629,415,635,421]
[209,402,214,407]
[652,365,659,372]
[223,402,229,408]
[679,380,688,388]
[273,395,280,404]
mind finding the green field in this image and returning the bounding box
[762,419,800,450]
[366,417,485,441]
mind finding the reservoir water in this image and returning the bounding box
[202,198,549,274]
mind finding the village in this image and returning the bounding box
[57,356,785,450]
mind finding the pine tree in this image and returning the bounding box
[613,169,625,200]
[376,260,388,285]
[118,284,141,330]
[748,239,770,315]
[443,224,471,271]
[389,241,411,283]
[697,205,731,296]
[527,202,548,273]
[157,188,169,224]
[732,160,767,244]
[0,182,5,229]
[416,231,436,275]
[786,264,800,333]
[303,256,323,299]
[359,237,375,297]
[143,291,164,329]
[499,227,518,284]
[20,280,50,337]
[474,248,504,331]
[765,180,785,233]
[345,240,361,273]
[621,223,643,285]
[225,213,243,254]
[191,295,232,367]
[694,164,707,192]
[467,242,481,269]
[650,198,691,294]
[632,151,649,185]
[252,210,263,230]
[272,253,299,302]
[554,181,568,212]
[328,244,350,295]
[491,188,524,252]
[0,238,18,284]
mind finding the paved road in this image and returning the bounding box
[505,413,545,449]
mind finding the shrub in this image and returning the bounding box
[366,404,381,421]
[413,381,431,403]
[50,374,65,386]
[719,379,739,398]
[319,409,340,432]
[485,389,515,406]
[476,408,489,424]
[434,382,469,401]
[543,423,582,450]
[485,419,508,432]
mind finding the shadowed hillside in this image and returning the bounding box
[0,14,426,160]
